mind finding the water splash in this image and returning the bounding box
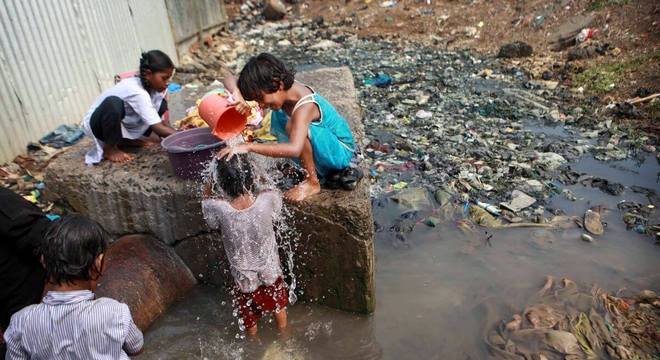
[200,136,302,331]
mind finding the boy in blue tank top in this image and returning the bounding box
[218,53,357,202]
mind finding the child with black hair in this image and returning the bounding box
[218,53,359,202]
[81,49,177,164]
[3,215,143,359]
[201,155,288,336]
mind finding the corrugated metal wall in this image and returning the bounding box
[0,0,178,164]
[165,0,227,54]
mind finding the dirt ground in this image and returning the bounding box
[226,0,659,132]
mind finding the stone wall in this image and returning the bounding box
[45,67,375,313]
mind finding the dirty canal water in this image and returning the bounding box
[142,20,659,358]
[142,161,658,359]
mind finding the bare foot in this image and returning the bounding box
[103,145,134,163]
[284,180,321,202]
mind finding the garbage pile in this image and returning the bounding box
[0,124,84,213]
[217,15,658,239]
[486,276,660,359]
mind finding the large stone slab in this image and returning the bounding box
[45,67,375,313]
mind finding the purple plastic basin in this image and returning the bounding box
[161,127,224,180]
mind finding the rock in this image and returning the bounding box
[463,26,478,37]
[549,14,596,51]
[173,233,229,285]
[263,0,287,21]
[415,110,433,119]
[522,179,544,193]
[584,209,604,236]
[567,42,610,61]
[309,39,339,50]
[391,187,431,211]
[500,190,536,213]
[45,67,376,314]
[96,235,196,331]
[534,152,567,171]
[581,233,594,242]
[277,39,292,47]
[497,41,533,58]
[434,188,452,207]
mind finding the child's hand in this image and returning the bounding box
[230,90,252,116]
[216,143,250,160]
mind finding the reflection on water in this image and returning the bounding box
[142,154,658,359]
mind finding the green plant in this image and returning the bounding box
[588,0,629,11]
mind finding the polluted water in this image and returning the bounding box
[143,18,658,356]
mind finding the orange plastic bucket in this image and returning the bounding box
[198,94,247,140]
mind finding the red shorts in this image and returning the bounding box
[233,277,289,329]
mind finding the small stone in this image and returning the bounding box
[534,152,567,171]
[277,39,292,47]
[464,26,478,37]
[497,41,533,58]
[523,179,544,193]
[480,68,493,78]
[310,39,339,50]
[581,233,594,242]
[415,110,433,119]
[263,0,287,21]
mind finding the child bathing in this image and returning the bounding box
[3,215,143,358]
[201,155,288,336]
[218,53,360,202]
[81,50,177,164]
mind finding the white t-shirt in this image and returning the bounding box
[80,77,165,164]
[202,191,283,293]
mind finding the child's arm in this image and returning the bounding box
[122,305,144,356]
[217,104,316,160]
[150,122,176,137]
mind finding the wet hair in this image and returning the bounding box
[237,53,295,102]
[139,50,174,90]
[214,155,255,198]
[39,214,109,285]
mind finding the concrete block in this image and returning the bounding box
[45,67,375,313]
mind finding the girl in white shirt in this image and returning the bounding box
[201,155,289,336]
[81,50,177,164]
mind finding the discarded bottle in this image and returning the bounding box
[475,200,501,216]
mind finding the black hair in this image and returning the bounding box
[39,214,109,285]
[214,155,255,198]
[139,50,174,90]
[237,53,296,102]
